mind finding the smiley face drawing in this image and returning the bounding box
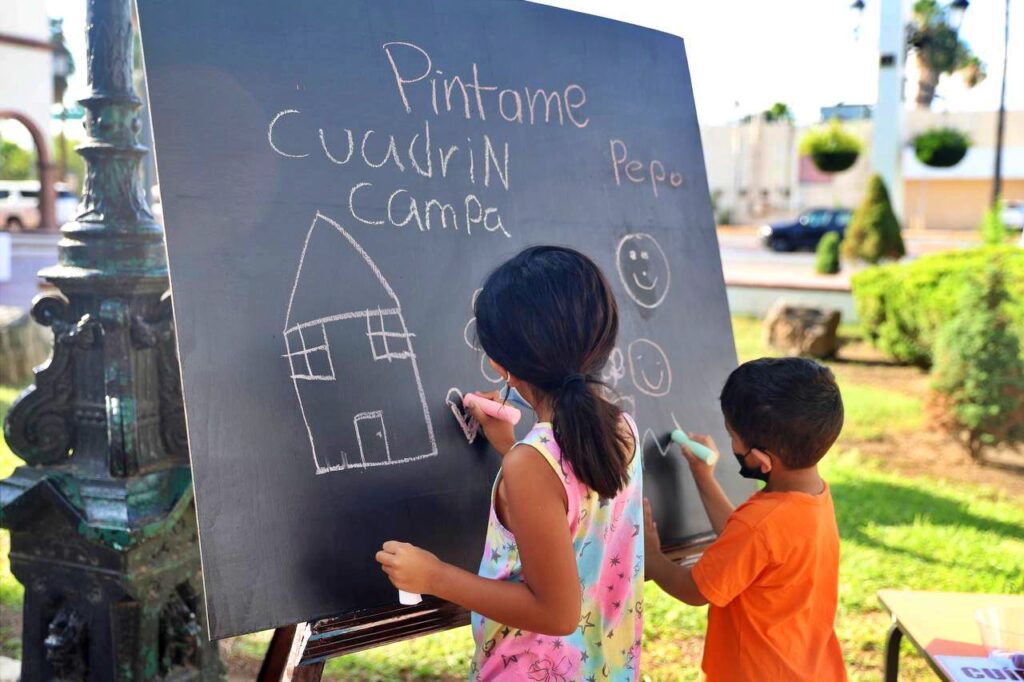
[616,233,671,309]
[627,338,672,397]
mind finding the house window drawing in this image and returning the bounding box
[283,211,437,474]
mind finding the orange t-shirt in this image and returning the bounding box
[691,482,847,682]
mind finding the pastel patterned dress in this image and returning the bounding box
[470,417,645,682]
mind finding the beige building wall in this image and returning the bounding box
[906,179,1024,231]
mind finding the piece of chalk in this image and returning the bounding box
[463,393,522,425]
[399,590,422,606]
[671,429,718,465]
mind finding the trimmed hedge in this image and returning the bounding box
[815,231,842,274]
[851,245,1024,367]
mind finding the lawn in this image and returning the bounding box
[3,318,1023,680]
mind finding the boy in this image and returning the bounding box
[645,357,847,681]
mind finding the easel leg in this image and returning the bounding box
[293,661,326,681]
[258,623,314,682]
[884,620,903,682]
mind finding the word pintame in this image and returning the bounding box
[383,41,590,128]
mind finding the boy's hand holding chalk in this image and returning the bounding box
[671,429,719,466]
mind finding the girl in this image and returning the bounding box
[376,246,645,681]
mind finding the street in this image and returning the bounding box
[0,228,983,313]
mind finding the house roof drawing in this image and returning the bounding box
[284,212,402,334]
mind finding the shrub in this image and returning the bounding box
[815,231,842,274]
[912,127,970,168]
[929,264,1024,460]
[981,198,1009,245]
[852,245,1024,367]
[842,174,906,264]
[799,119,862,173]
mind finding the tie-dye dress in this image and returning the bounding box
[470,417,644,682]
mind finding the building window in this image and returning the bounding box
[286,323,335,380]
[366,309,414,361]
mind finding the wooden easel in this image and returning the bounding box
[255,538,713,681]
[257,599,467,682]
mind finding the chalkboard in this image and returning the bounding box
[137,0,753,640]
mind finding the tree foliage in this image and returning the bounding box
[909,0,985,107]
[0,140,35,180]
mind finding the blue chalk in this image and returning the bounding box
[670,429,717,464]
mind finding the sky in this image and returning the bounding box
[39,0,1024,127]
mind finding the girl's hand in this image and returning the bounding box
[643,498,662,558]
[375,541,444,595]
[465,390,516,454]
[679,433,719,477]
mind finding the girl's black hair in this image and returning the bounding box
[475,246,632,498]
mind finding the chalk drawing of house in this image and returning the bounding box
[283,211,437,474]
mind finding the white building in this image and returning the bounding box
[0,1,57,230]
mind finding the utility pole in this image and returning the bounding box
[872,0,906,220]
[991,0,1010,208]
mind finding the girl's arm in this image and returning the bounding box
[377,445,582,636]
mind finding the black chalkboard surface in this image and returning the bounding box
[137,0,754,640]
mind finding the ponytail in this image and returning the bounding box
[475,245,634,499]
[552,377,633,499]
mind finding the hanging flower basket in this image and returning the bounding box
[912,127,970,168]
[800,120,862,174]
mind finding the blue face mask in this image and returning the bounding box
[500,383,533,412]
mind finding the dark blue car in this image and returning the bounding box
[760,208,851,252]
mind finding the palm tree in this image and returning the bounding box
[908,0,986,108]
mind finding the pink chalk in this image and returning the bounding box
[462,393,522,425]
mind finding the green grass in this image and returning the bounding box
[3,319,1023,680]
[838,383,923,441]
[732,315,924,441]
[0,384,25,659]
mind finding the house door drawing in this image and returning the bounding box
[354,411,390,466]
[283,211,438,475]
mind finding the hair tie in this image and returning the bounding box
[561,373,588,391]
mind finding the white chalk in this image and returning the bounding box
[399,590,422,605]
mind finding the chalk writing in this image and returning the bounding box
[383,41,589,128]
[609,139,685,198]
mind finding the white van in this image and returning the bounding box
[0,180,79,230]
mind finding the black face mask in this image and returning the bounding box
[734,447,771,482]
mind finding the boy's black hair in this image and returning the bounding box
[475,246,632,498]
[720,357,844,469]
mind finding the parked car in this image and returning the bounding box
[1003,200,1024,231]
[760,208,852,252]
[0,180,78,230]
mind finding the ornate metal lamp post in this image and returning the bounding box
[1,0,222,678]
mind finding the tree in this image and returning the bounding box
[842,174,906,263]
[762,102,794,123]
[929,264,1024,461]
[908,0,986,109]
[0,140,35,180]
